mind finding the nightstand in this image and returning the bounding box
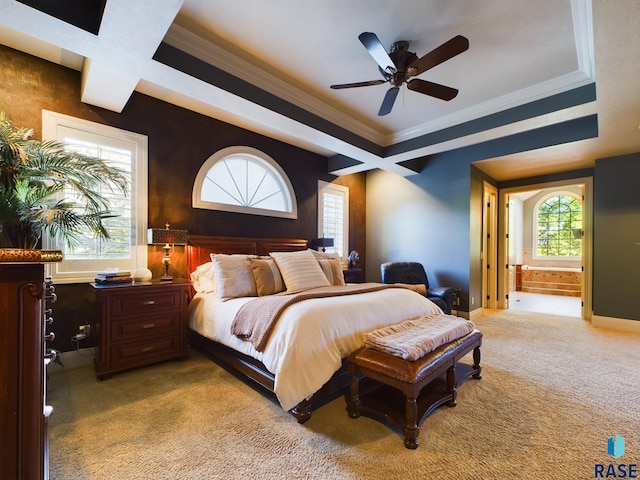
[343,268,364,283]
[91,280,190,379]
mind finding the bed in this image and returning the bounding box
[186,234,443,422]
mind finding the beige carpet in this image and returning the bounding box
[48,310,640,479]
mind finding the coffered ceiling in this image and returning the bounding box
[1,0,639,181]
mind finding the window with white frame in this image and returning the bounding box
[535,192,582,259]
[42,110,148,283]
[193,146,297,219]
[318,180,349,260]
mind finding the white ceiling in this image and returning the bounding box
[1,0,639,181]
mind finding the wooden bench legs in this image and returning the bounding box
[347,332,482,449]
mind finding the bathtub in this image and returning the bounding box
[521,265,581,272]
[519,265,582,297]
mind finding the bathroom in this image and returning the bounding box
[507,183,584,316]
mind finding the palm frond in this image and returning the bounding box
[1,111,131,249]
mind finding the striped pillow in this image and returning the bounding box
[250,257,285,296]
[310,249,345,286]
[270,250,331,293]
[317,258,345,286]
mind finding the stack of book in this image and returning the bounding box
[95,270,132,285]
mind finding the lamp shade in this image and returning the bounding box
[309,237,334,249]
[147,227,188,245]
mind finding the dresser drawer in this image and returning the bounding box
[108,289,182,317]
[110,312,181,343]
[109,336,181,369]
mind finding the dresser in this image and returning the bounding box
[0,251,61,480]
[91,280,190,379]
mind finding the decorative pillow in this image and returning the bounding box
[317,258,346,286]
[250,257,285,296]
[309,249,345,286]
[394,283,428,296]
[190,262,217,293]
[210,254,257,300]
[270,250,331,293]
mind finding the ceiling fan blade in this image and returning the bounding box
[378,87,400,116]
[407,35,469,77]
[358,32,396,74]
[330,79,386,89]
[407,78,459,101]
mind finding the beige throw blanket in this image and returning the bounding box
[364,314,475,361]
[231,283,402,352]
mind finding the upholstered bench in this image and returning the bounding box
[346,329,482,449]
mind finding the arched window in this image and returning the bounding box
[535,193,582,258]
[193,146,297,219]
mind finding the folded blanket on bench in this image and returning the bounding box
[364,314,475,361]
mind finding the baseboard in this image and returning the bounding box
[468,308,484,321]
[47,348,94,374]
[592,315,640,333]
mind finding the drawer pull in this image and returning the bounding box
[140,346,154,353]
[142,323,156,329]
[142,300,155,305]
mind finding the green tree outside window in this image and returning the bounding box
[537,194,582,257]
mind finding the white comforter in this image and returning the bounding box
[188,287,442,410]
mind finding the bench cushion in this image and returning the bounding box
[351,330,482,386]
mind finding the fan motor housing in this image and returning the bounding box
[379,41,419,86]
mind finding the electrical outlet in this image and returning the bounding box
[471,297,475,305]
[79,324,91,338]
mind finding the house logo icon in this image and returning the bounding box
[608,434,625,459]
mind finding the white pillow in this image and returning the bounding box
[270,250,331,293]
[210,254,257,300]
[190,262,216,293]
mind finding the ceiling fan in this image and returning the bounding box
[330,32,469,116]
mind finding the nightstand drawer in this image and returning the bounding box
[109,336,181,368]
[110,312,181,342]
[109,290,182,317]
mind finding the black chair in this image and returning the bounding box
[380,261,459,315]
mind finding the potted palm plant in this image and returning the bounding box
[0,111,128,251]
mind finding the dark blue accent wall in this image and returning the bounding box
[593,153,640,320]
[386,84,597,157]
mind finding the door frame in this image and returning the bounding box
[496,177,593,318]
[482,182,498,309]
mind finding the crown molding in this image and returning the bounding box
[164,24,385,145]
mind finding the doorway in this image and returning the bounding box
[495,178,593,319]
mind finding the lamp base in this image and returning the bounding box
[160,275,173,282]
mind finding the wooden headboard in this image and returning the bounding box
[186,234,308,273]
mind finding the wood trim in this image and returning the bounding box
[187,234,308,272]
